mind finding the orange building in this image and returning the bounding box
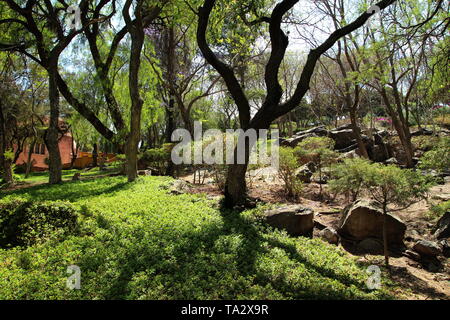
[15,133,116,171]
[15,133,75,171]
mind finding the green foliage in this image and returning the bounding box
[0,176,393,299]
[412,135,441,152]
[428,200,450,220]
[295,137,337,195]
[278,147,302,199]
[329,158,373,202]
[330,161,434,210]
[141,144,173,173]
[0,199,78,248]
[419,137,450,173]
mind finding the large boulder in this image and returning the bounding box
[330,129,356,149]
[369,144,390,163]
[338,199,406,246]
[434,211,450,239]
[264,205,314,237]
[413,240,442,257]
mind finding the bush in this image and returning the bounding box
[429,200,450,220]
[294,137,337,197]
[419,137,450,173]
[278,147,302,199]
[0,199,78,248]
[329,158,373,202]
[412,136,441,152]
[140,144,173,174]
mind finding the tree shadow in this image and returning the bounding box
[1,178,131,203]
[100,202,391,299]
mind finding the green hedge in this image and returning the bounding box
[0,199,78,248]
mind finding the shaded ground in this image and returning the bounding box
[181,168,450,300]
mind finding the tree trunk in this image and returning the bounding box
[25,139,37,178]
[224,163,249,207]
[223,135,254,207]
[349,109,369,158]
[92,143,98,167]
[0,100,13,184]
[382,204,390,268]
[45,66,62,184]
[125,4,145,182]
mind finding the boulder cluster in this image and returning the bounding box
[264,201,450,271]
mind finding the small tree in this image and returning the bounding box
[278,147,302,199]
[329,158,373,202]
[419,137,450,174]
[295,137,337,198]
[329,162,434,267]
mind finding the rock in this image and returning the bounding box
[138,170,152,176]
[295,165,313,183]
[404,249,421,261]
[411,128,434,137]
[283,133,318,148]
[338,199,406,246]
[438,239,450,257]
[330,129,356,149]
[370,144,390,163]
[405,229,421,242]
[169,180,190,195]
[357,238,384,254]
[294,126,329,137]
[264,205,314,237]
[72,173,81,181]
[338,149,360,160]
[336,143,358,153]
[319,227,339,245]
[413,240,442,257]
[385,157,399,166]
[434,211,450,240]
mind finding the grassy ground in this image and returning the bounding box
[15,167,118,185]
[0,174,396,300]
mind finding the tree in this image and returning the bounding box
[329,159,433,266]
[197,0,397,207]
[296,137,337,198]
[0,0,113,184]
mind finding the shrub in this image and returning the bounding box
[429,200,450,220]
[0,199,78,248]
[141,145,173,174]
[278,147,302,199]
[328,162,434,266]
[412,135,440,152]
[419,137,450,173]
[329,158,373,202]
[294,137,337,197]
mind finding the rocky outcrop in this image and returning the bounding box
[338,199,407,246]
[413,240,442,257]
[434,211,450,240]
[283,126,329,148]
[264,205,314,237]
[329,129,356,149]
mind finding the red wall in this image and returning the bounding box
[15,135,74,170]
